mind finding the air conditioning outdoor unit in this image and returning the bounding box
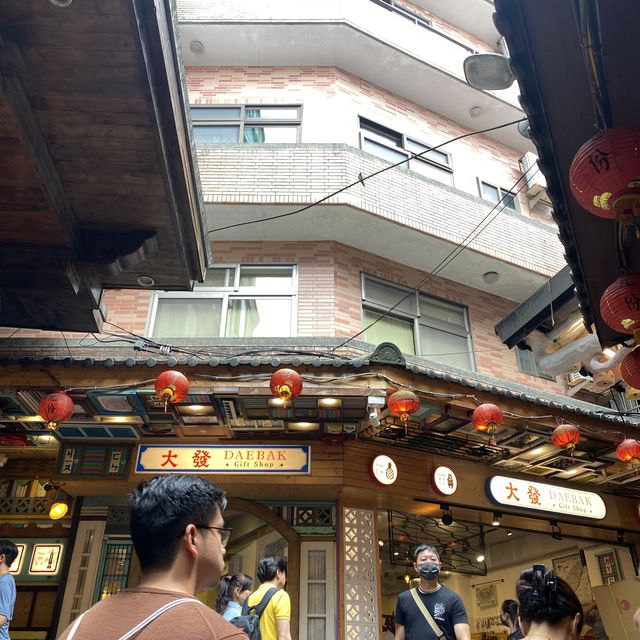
[565,370,615,396]
[520,152,551,206]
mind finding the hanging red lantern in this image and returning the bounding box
[569,127,640,230]
[471,403,503,434]
[270,368,303,407]
[0,433,29,447]
[599,274,640,334]
[550,423,581,450]
[616,438,640,467]
[155,370,189,411]
[387,389,420,423]
[620,349,640,389]
[38,391,74,431]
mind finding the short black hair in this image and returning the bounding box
[256,555,287,583]
[413,544,441,563]
[501,599,519,625]
[129,474,227,572]
[517,565,583,633]
[0,540,18,568]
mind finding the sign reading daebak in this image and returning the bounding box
[432,466,457,496]
[487,475,606,520]
[135,445,310,474]
[370,455,398,486]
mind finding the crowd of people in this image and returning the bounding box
[0,475,638,639]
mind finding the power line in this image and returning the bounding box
[208,117,528,234]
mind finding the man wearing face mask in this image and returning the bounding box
[394,544,470,640]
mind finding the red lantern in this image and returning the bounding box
[0,433,29,447]
[155,370,189,411]
[270,368,303,407]
[621,349,640,389]
[387,389,420,423]
[550,423,581,450]
[472,403,503,434]
[600,274,640,334]
[38,391,74,431]
[616,438,640,466]
[569,127,640,228]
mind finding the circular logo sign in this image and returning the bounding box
[432,466,457,496]
[370,455,398,486]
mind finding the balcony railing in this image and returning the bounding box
[0,496,50,516]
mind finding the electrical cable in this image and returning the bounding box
[208,117,528,234]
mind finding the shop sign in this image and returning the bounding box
[370,455,398,486]
[487,475,606,520]
[135,444,310,474]
[29,544,63,576]
[432,466,457,496]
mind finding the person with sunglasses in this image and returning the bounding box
[57,474,247,639]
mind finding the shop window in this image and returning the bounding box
[94,540,133,602]
[479,179,518,211]
[515,346,555,380]
[191,105,301,144]
[361,275,475,370]
[359,117,454,185]
[149,265,297,339]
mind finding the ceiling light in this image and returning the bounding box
[177,404,214,416]
[463,53,515,90]
[482,271,500,284]
[318,398,342,407]
[378,540,384,547]
[476,553,485,562]
[288,422,320,431]
[404,573,411,584]
[603,348,616,359]
[530,447,546,456]
[491,512,501,527]
[49,0,73,6]
[268,398,285,407]
[189,40,205,54]
[506,529,513,536]
[136,275,155,287]
[469,106,483,118]
[393,551,399,556]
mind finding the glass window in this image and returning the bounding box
[362,138,407,164]
[191,105,301,145]
[362,275,474,370]
[480,181,518,211]
[481,182,500,203]
[516,347,554,380]
[151,265,296,339]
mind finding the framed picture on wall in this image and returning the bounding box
[551,552,592,604]
[475,583,498,608]
[596,550,622,585]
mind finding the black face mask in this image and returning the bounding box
[417,562,440,580]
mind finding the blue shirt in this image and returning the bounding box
[0,573,16,640]
[223,600,242,621]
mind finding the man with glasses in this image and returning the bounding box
[58,474,248,639]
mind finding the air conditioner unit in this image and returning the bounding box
[520,152,551,205]
[565,371,614,396]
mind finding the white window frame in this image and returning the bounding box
[361,274,475,370]
[147,264,298,339]
[358,117,454,185]
[191,105,302,143]
[478,179,519,212]
[299,541,336,640]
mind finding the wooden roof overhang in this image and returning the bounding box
[0,0,209,331]
[494,0,640,347]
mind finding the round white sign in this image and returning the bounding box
[371,455,398,486]
[432,466,457,496]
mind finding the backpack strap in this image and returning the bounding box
[409,588,445,640]
[241,587,280,618]
[65,596,201,640]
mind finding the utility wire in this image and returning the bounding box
[208,117,528,234]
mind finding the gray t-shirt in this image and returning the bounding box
[0,573,16,640]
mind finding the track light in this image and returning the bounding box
[506,529,513,536]
[441,505,454,526]
[476,553,485,562]
[550,520,562,541]
[491,512,501,527]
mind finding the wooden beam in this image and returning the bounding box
[0,38,77,246]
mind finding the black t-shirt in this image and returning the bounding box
[395,585,468,640]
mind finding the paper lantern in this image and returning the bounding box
[550,423,581,450]
[38,391,74,430]
[569,127,640,228]
[270,368,303,406]
[621,349,640,389]
[471,403,503,434]
[616,438,640,466]
[155,370,189,411]
[387,389,420,422]
[600,274,640,334]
